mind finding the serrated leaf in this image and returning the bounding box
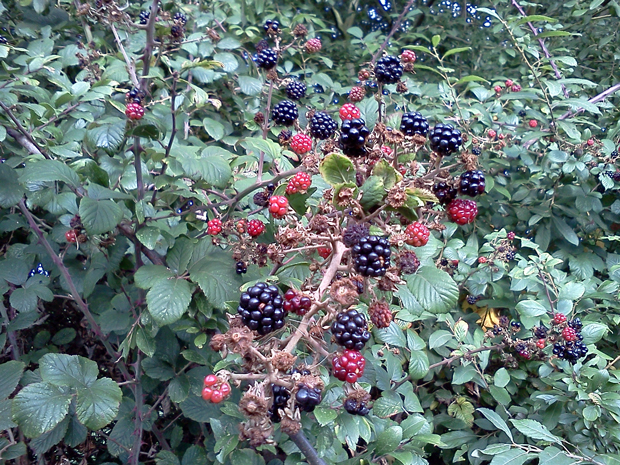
[539,446,578,465]
[581,323,608,344]
[146,278,192,325]
[314,407,337,426]
[39,353,97,388]
[19,160,80,188]
[429,330,453,350]
[490,449,534,465]
[376,322,407,347]
[360,176,385,210]
[478,408,513,441]
[373,391,404,418]
[516,300,547,317]
[75,378,122,430]
[87,120,125,151]
[552,217,579,245]
[376,425,403,456]
[511,419,561,443]
[135,265,174,289]
[319,153,356,186]
[79,197,123,235]
[0,165,25,207]
[372,159,400,190]
[169,375,190,404]
[12,382,71,437]
[443,46,471,58]
[0,361,25,399]
[409,350,429,380]
[190,258,244,309]
[405,266,459,314]
[238,76,263,96]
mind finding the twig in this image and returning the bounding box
[558,82,620,120]
[0,101,50,159]
[289,430,327,465]
[371,0,417,64]
[111,24,140,87]
[140,0,159,92]
[35,103,81,132]
[428,343,505,370]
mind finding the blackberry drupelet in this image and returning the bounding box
[309,112,337,140]
[236,261,247,275]
[533,325,548,339]
[264,19,280,33]
[237,282,286,335]
[472,147,481,155]
[374,55,403,84]
[400,112,429,136]
[269,384,290,422]
[352,236,391,277]
[272,100,298,126]
[343,223,370,247]
[432,182,457,205]
[295,384,322,412]
[459,170,486,197]
[173,12,187,24]
[286,80,307,101]
[344,398,370,416]
[256,48,278,69]
[339,118,370,156]
[331,308,371,351]
[429,123,463,156]
[139,10,149,24]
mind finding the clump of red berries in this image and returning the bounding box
[247,219,265,237]
[488,129,497,138]
[285,172,312,194]
[349,86,365,102]
[562,326,577,342]
[404,222,430,247]
[283,289,312,316]
[317,247,331,259]
[507,231,515,240]
[125,102,145,120]
[289,133,312,155]
[202,374,231,404]
[529,119,538,128]
[269,195,288,219]
[305,38,322,53]
[332,349,366,383]
[339,103,361,120]
[401,49,416,63]
[553,313,567,325]
[447,199,478,225]
[65,230,77,243]
[207,218,223,235]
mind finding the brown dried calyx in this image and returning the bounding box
[387,185,407,209]
[271,351,297,372]
[239,384,269,418]
[330,278,360,307]
[209,316,255,357]
[308,214,331,233]
[368,299,393,329]
[239,416,273,447]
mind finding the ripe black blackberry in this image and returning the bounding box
[459,170,486,197]
[310,111,337,140]
[472,147,481,156]
[269,384,290,422]
[256,48,278,69]
[331,308,371,351]
[272,100,298,126]
[170,25,184,39]
[533,325,547,339]
[352,236,391,277]
[611,150,619,159]
[286,80,307,101]
[173,12,187,24]
[518,110,526,117]
[343,223,370,247]
[568,318,583,330]
[264,19,280,33]
[139,10,149,24]
[236,261,247,275]
[505,251,516,261]
[344,398,370,416]
[237,282,286,335]
[432,182,457,205]
[429,123,463,156]
[398,250,420,274]
[295,384,322,412]
[374,55,403,84]
[278,129,292,145]
[0,36,7,45]
[339,118,370,156]
[400,112,429,136]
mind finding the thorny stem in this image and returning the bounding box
[0,100,50,159]
[428,343,506,370]
[258,80,275,183]
[289,430,328,465]
[111,24,140,87]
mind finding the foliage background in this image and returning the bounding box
[1,0,620,464]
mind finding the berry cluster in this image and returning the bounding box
[331,308,371,351]
[339,118,370,156]
[65,229,78,243]
[207,218,223,235]
[269,384,290,422]
[429,123,463,156]
[236,261,247,275]
[289,133,312,155]
[317,247,331,259]
[173,12,187,24]
[344,397,370,416]
[400,49,416,63]
[247,219,265,237]
[304,38,322,53]
[368,300,392,328]
[352,236,391,277]
[202,374,231,404]
[339,103,361,120]
[238,283,286,335]
[398,250,420,274]
[264,19,279,34]
[310,111,337,140]
[405,222,430,247]
[349,86,365,102]
[433,182,457,205]
[374,55,403,84]
[29,263,50,278]
[459,170,486,197]
[552,316,587,364]
[332,349,366,383]
[125,102,144,120]
[257,48,278,69]
[447,199,478,225]
[272,100,298,126]
[286,80,306,100]
[296,384,322,412]
[400,112,429,136]
[285,172,312,194]
[139,10,150,24]
[269,195,288,218]
[283,289,312,315]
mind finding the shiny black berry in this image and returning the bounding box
[174,12,187,24]
[310,112,337,140]
[257,48,278,69]
[0,36,8,45]
[295,384,322,412]
[568,318,583,330]
[472,147,481,156]
[269,384,290,422]
[432,182,457,205]
[400,112,429,136]
[459,170,486,197]
[339,118,370,157]
[237,282,286,335]
[611,150,619,159]
[139,10,150,24]
[505,251,516,261]
[374,55,403,84]
[286,80,307,101]
[344,398,369,416]
[272,100,298,126]
[518,110,526,117]
[236,261,247,275]
[264,19,280,33]
[429,123,463,156]
[331,308,371,351]
[352,236,391,277]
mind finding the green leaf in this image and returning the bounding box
[514,15,558,25]
[375,425,402,456]
[135,265,174,289]
[20,160,80,188]
[319,152,356,186]
[581,323,609,344]
[428,330,453,350]
[376,322,407,347]
[0,361,25,399]
[190,257,244,309]
[478,408,513,441]
[9,287,38,312]
[203,117,225,141]
[314,407,337,426]
[373,391,404,418]
[12,382,72,437]
[182,445,208,465]
[169,375,190,404]
[360,176,385,210]
[156,450,181,465]
[75,378,122,430]
[86,120,125,151]
[405,266,459,314]
[238,76,263,96]
[372,159,400,190]
[443,46,471,58]
[551,217,579,245]
[515,300,547,317]
[39,353,97,388]
[539,446,577,465]
[490,449,535,465]
[456,75,489,85]
[494,368,510,388]
[432,35,441,47]
[409,350,429,380]
[79,197,123,235]
[146,278,192,325]
[0,165,25,207]
[510,419,561,443]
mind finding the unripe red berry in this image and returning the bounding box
[349,86,365,102]
[289,133,313,155]
[332,349,366,383]
[201,386,213,401]
[318,247,331,259]
[478,257,487,264]
[529,119,538,128]
[507,231,515,240]
[339,103,361,120]
[505,79,514,87]
[381,145,393,156]
[65,230,77,243]
[125,102,145,120]
[204,374,218,386]
[447,199,478,225]
[305,38,322,53]
[401,49,416,63]
[247,219,265,237]
[488,129,497,138]
[562,326,577,342]
[511,84,522,92]
[553,313,567,325]
[536,339,546,349]
[494,85,502,93]
[269,196,288,219]
[286,172,312,195]
[405,222,430,247]
[207,218,223,235]
[211,390,224,403]
[587,138,594,146]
